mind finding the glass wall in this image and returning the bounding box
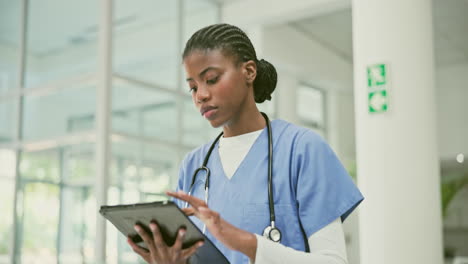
[0,0,220,263]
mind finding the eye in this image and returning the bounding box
[189,86,197,93]
[206,76,218,85]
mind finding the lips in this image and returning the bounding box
[200,106,217,118]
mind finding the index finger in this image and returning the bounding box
[166,190,206,208]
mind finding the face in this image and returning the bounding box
[183,49,256,128]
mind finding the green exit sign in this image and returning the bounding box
[367,63,389,113]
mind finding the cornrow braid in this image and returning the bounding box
[183,23,277,103]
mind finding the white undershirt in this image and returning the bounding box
[218,130,348,263]
[219,130,263,179]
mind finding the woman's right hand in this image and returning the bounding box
[127,221,204,264]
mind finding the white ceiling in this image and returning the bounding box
[290,0,468,67]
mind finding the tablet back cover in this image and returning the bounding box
[100,201,229,264]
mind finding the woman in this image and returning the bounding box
[128,23,363,264]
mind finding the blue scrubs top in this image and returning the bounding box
[175,119,364,264]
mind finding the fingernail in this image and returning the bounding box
[197,242,204,248]
[150,223,156,231]
[179,229,186,237]
[134,225,141,232]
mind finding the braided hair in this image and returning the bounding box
[182,23,277,103]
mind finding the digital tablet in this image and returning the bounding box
[99,200,229,264]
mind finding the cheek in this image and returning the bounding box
[218,74,247,100]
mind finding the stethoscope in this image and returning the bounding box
[186,112,282,243]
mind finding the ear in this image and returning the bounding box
[243,60,257,85]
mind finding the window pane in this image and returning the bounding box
[0,100,16,143]
[111,140,179,195]
[22,83,96,141]
[20,150,59,182]
[62,144,94,185]
[113,80,177,143]
[19,182,59,263]
[108,140,178,264]
[0,148,16,262]
[0,1,21,94]
[0,178,14,262]
[58,144,95,263]
[183,0,218,44]
[58,186,95,264]
[114,0,178,89]
[25,0,97,88]
[0,149,16,179]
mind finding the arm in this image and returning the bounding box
[167,191,348,263]
[253,218,347,264]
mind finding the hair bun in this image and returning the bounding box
[254,59,277,103]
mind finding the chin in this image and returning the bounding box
[206,115,227,129]
[207,119,224,129]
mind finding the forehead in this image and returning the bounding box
[183,49,236,74]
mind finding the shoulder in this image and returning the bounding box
[271,119,327,150]
[182,142,210,165]
[180,137,219,169]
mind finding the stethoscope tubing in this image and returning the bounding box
[188,113,278,238]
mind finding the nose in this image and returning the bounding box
[196,85,210,103]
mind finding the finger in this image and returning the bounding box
[127,237,150,261]
[166,190,206,208]
[172,228,186,251]
[149,221,168,258]
[180,241,205,260]
[134,224,156,251]
[181,207,196,216]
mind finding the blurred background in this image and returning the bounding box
[0,0,467,263]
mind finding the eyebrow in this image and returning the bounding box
[186,66,218,82]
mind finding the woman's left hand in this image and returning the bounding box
[166,190,257,261]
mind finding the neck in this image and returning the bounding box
[222,107,266,138]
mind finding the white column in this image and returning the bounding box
[352,1,443,264]
[95,0,112,263]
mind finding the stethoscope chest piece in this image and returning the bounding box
[263,225,282,243]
